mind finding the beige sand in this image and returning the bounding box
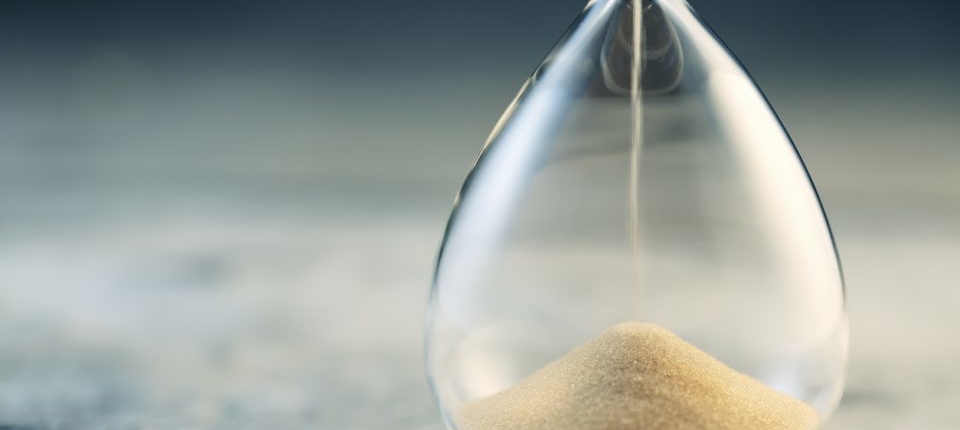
[455,322,818,430]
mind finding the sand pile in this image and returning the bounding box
[455,322,818,430]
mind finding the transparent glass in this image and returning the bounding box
[426,0,847,428]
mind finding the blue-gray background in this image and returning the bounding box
[1,1,958,429]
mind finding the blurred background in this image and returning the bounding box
[0,0,958,429]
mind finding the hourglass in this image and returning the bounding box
[425,0,847,429]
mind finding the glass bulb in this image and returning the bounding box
[426,0,847,428]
